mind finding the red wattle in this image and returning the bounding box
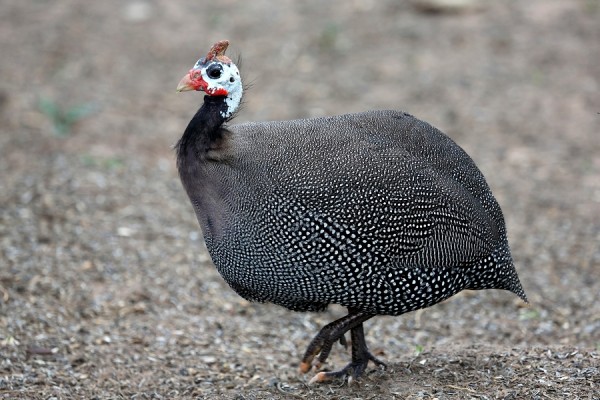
[206,87,229,96]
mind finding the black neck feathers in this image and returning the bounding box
[176,96,229,159]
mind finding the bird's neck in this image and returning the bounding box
[176,95,235,244]
[177,96,230,158]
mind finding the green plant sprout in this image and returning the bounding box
[38,97,97,136]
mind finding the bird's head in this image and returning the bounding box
[177,40,242,96]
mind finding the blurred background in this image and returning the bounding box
[1,0,598,398]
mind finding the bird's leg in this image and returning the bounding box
[308,321,387,384]
[299,308,381,380]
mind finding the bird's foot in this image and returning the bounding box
[308,350,387,384]
[299,337,336,374]
[299,334,349,373]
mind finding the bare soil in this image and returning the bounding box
[1,0,599,398]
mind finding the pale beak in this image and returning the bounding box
[177,74,195,92]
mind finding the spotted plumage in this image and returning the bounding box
[175,40,527,383]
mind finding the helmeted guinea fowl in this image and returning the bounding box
[175,40,527,383]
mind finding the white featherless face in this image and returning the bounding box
[199,60,243,119]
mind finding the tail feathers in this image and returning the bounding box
[503,268,528,303]
[466,244,528,303]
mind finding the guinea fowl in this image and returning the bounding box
[175,40,527,383]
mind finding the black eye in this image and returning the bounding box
[229,77,235,83]
[207,64,222,79]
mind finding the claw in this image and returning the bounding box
[299,361,312,374]
[308,371,332,385]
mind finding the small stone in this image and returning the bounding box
[200,355,217,364]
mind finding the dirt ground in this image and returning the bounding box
[1,0,599,398]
